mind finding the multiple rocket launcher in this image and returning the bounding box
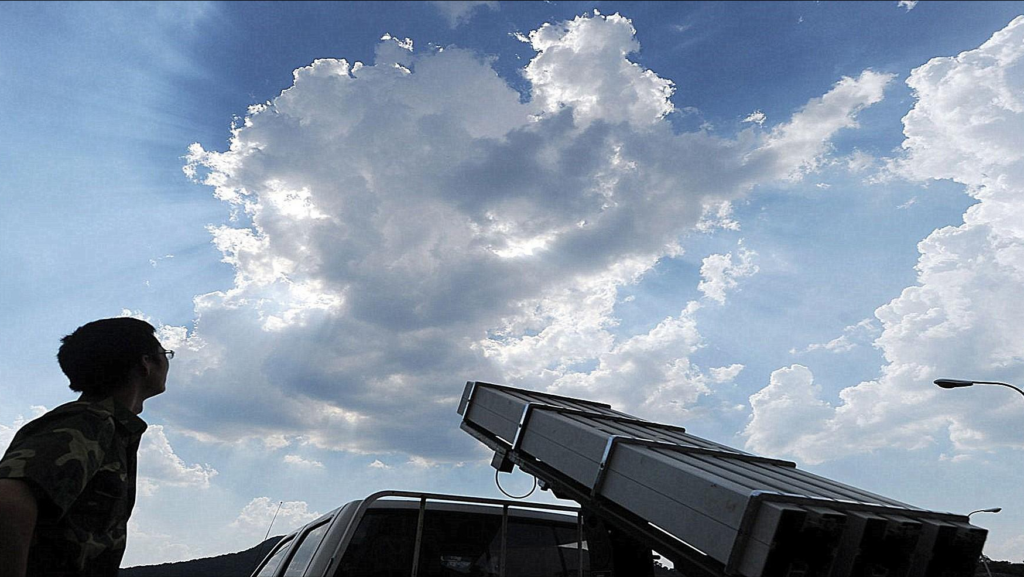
[457,381,987,577]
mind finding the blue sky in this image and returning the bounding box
[3,0,1024,566]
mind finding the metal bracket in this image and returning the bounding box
[511,402,561,453]
[457,380,478,416]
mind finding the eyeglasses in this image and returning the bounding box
[159,350,175,361]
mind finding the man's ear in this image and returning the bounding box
[138,354,156,377]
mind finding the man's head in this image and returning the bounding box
[57,318,168,398]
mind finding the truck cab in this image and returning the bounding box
[250,491,663,577]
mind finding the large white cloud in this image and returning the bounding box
[744,365,836,462]
[745,16,1024,462]
[525,11,676,128]
[136,425,218,497]
[174,12,890,459]
[230,497,321,539]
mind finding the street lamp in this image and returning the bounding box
[934,379,1024,400]
[966,508,1001,577]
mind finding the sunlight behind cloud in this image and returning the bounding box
[175,11,891,460]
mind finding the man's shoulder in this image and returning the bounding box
[23,400,118,431]
[5,401,119,452]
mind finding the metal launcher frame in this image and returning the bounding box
[457,381,987,577]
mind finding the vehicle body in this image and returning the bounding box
[250,490,660,577]
[251,382,987,577]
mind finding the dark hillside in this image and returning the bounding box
[120,536,282,577]
[986,560,1024,576]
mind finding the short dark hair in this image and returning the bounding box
[57,317,162,395]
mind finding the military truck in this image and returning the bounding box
[249,382,988,577]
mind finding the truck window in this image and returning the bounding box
[416,510,504,576]
[505,518,589,577]
[283,521,331,577]
[336,510,418,577]
[335,509,591,577]
[256,536,294,577]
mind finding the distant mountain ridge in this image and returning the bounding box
[119,536,282,577]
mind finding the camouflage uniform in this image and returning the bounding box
[0,397,147,577]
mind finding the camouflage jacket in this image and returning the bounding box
[0,397,147,577]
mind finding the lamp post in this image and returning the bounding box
[967,507,1002,518]
[966,508,1001,577]
[934,379,1024,400]
[932,382,1014,576]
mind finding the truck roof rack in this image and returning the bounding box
[457,381,987,577]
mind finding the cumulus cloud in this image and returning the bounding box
[709,364,744,383]
[743,110,766,126]
[744,365,835,463]
[897,1,919,11]
[525,11,676,128]
[695,201,741,232]
[546,301,708,420]
[745,17,1024,462]
[430,1,497,28]
[283,454,324,469]
[407,455,439,469]
[845,149,876,173]
[799,318,880,354]
[176,12,890,459]
[137,425,218,496]
[698,243,759,304]
[230,497,321,538]
[758,70,894,181]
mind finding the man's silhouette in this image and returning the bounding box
[0,318,170,577]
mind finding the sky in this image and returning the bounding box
[2,0,1024,567]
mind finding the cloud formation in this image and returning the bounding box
[284,454,325,469]
[744,365,836,462]
[230,497,322,539]
[177,12,890,459]
[745,16,1024,462]
[430,1,497,28]
[698,244,759,304]
[137,425,218,496]
[797,318,879,354]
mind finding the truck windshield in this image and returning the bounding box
[336,508,590,577]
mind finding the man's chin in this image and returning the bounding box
[145,384,167,399]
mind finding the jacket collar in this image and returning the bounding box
[84,396,148,436]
